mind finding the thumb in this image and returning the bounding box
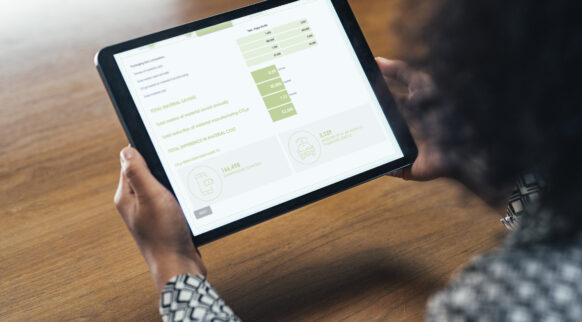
[376,57,412,85]
[120,147,160,198]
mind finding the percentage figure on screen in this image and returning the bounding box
[281,107,294,114]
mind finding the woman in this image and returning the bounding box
[114,0,582,320]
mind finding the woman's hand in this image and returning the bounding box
[114,146,206,292]
[376,57,446,181]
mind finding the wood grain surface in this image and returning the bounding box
[0,0,507,320]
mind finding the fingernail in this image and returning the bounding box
[120,149,133,172]
[121,148,134,161]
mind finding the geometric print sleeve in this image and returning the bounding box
[426,246,582,321]
[159,274,240,322]
[426,234,582,321]
[501,173,545,231]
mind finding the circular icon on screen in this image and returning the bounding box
[288,130,321,165]
[187,166,223,202]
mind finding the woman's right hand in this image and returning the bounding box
[376,57,446,181]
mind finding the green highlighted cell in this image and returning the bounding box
[237,18,316,66]
[251,65,297,122]
[251,65,280,83]
[247,51,283,67]
[275,26,311,42]
[269,104,297,122]
[279,33,315,49]
[240,20,315,120]
[237,30,274,45]
[263,90,291,109]
[283,40,318,55]
[243,45,280,60]
[240,37,277,53]
[257,78,285,96]
[272,19,308,34]
[195,21,233,36]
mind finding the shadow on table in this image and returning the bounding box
[226,247,447,321]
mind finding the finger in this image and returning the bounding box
[387,167,414,181]
[376,57,413,85]
[114,168,133,214]
[120,147,162,198]
[386,168,404,178]
[400,167,414,181]
[389,91,409,108]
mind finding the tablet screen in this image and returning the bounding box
[114,0,404,236]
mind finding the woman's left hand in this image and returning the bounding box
[114,146,206,292]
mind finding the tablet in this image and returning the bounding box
[96,0,417,245]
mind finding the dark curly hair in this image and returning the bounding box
[402,0,582,235]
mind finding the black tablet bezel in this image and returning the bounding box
[96,0,417,245]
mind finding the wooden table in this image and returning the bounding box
[0,1,507,320]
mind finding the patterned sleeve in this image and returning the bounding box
[501,173,545,230]
[159,274,240,322]
[426,242,582,321]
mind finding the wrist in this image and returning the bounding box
[142,248,206,292]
